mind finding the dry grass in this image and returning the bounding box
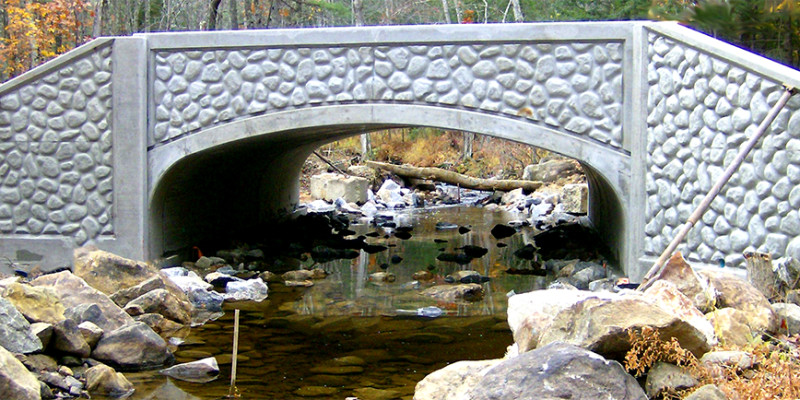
[624,327,800,399]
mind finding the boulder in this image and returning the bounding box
[684,384,728,400]
[376,179,404,204]
[522,159,581,182]
[643,280,717,347]
[0,297,43,354]
[560,183,588,214]
[645,362,699,398]
[85,364,134,397]
[507,290,612,352]
[698,269,778,333]
[92,322,172,370]
[125,288,191,324]
[30,271,135,332]
[161,267,224,313]
[73,247,160,295]
[413,359,501,400]
[77,321,104,348]
[642,252,716,312]
[159,357,219,383]
[134,313,185,335]
[705,308,754,348]
[0,345,42,400]
[30,322,53,349]
[110,274,193,316]
[420,284,483,302]
[224,278,268,302]
[463,342,646,400]
[51,319,91,358]
[538,295,712,360]
[772,302,800,335]
[282,269,314,281]
[1,282,66,324]
[19,354,58,373]
[310,173,369,204]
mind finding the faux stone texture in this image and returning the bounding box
[645,32,800,267]
[0,44,113,245]
[152,43,624,148]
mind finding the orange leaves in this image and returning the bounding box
[1,0,93,79]
[461,9,475,23]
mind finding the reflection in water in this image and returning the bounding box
[102,206,587,400]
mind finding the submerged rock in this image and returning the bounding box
[224,278,268,302]
[463,342,645,400]
[85,364,135,397]
[159,357,219,383]
[420,284,483,302]
[490,224,516,239]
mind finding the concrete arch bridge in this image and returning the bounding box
[1,21,799,281]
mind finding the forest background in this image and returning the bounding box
[1,0,799,178]
[1,0,798,82]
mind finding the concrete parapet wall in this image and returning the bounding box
[642,23,800,270]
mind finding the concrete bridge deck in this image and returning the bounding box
[1,21,799,280]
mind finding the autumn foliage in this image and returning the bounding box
[0,0,92,79]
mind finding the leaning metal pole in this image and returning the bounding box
[640,86,797,288]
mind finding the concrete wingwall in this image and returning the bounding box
[1,21,799,281]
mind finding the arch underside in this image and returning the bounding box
[148,104,630,265]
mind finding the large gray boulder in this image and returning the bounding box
[1,282,66,324]
[85,364,135,397]
[310,173,369,204]
[522,159,581,182]
[51,319,91,358]
[92,322,172,370]
[0,345,42,400]
[643,280,717,347]
[641,252,716,312]
[30,271,135,332]
[507,289,608,353]
[0,297,43,354]
[125,288,191,325]
[538,295,712,360]
[463,342,645,400]
[413,359,502,400]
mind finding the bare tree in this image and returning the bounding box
[440,0,451,23]
[208,0,222,30]
[353,0,365,26]
[230,0,240,29]
[509,0,524,22]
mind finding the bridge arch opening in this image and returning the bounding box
[148,105,627,264]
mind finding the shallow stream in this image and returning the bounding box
[104,205,606,399]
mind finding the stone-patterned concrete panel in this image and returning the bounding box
[151,42,624,149]
[645,32,800,267]
[0,45,114,245]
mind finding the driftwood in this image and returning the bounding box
[366,161,542,192]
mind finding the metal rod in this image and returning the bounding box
[228,309,240,398]
[640,86,797,287]
[313,150,349,175]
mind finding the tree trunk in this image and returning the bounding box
[453,0,463,23]
[366,161,543,192]
[462,132,474,159]
[229,0,239,29]
[208,0,222,30]
[353,0,365,26]
[509,0,523,22]
[360,134,371,160]
[92,0,108,36]
[440,0,451,23]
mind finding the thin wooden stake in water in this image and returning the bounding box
[640,86,797,289]
[228,309,240,398]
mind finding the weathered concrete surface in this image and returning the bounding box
[1,22,799,282]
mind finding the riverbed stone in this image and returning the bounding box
[463,342,645,400]
[125,288,191,324]
[0,297,43,354]
[507,289,610,352]
[310,173,369,204]
[51,319,90,358]
[73,247,160,295]
[560,183,588,213]
[522,159,581,182]
[0,345,42,400]
[413,358,501,400]
[30,322,53,348]
[92,322,172,370]
[645,362,699,398]
[1,282,66,324]
[159,356,219,383]
[643,280,717,347]
[353,387,402,400]
[420,284,483,302]
[771,302,800,335]
[684,384,728,400]
[698,269,778,333]
[538,293,711,360]
[84,364,135,397]
[704,308,753,348]
[295,386,339,397]
[31,271,135,332]
[77,321,104,348]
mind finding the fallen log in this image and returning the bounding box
[365,161,542,192]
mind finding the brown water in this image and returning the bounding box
[108,206,595,399]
